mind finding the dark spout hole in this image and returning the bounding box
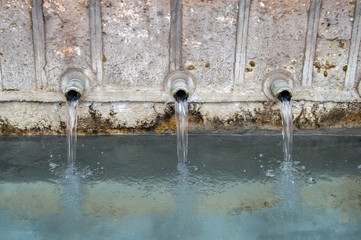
[175,90,188,102]
[66,90,81,102]
[278,90,291,102]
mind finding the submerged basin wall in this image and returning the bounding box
[0,0,361,135]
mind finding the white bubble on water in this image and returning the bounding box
[49,162,58,169]
[266,170,275,177]
[305,177,317,184]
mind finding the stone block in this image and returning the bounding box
[183,0,238,91]
[245,0,309,92]
[43,0,91,90]
[0,0,35,90]
[101,0,170,88]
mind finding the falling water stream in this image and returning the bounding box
[64,99,83,217]
[174,99,199,238]
[66,99,79,164]
[280,99,293,163]
[278,98,300,210]
[175,99,188,164]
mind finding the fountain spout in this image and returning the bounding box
[61,69,88,102]
[165,71,195,101]
[65,79,85,102]
[263,70,293,102]
[172,79,189,102]
[271,79,292,102]
[61,69,88,164]
[164,71,195,164]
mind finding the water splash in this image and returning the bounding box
[175,99,188,163]
[62,163,83,216]
[173,99,199,238]
[278,99,300,211]
[173,162,200,238]
[64,100,83,218]
[66,100,79,164]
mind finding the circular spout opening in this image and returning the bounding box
[64,79,84,102]
[263,70,293,101]
[270,79,293,102]
[174,89,188,102]
[61,69,89,102]
[278,90,292,102]
[66,90,81,102]
[164,71,195,101]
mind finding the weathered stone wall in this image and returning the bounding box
[0,0,361,135]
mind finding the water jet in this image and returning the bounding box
[164,70,195,102]
[61,69,88,102]
[263,70,293,102]
[61,69,88,164]
[265,71,297,210]
[271,79,292,102]
[164,71,195,163]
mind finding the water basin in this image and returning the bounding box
[0,135,360,240]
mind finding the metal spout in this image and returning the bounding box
[171,79,189,102]
[65,79,84,102]
[164,71,195,102]
[263,70,294,101]
[61,70,88,102]
[271,79,292,102]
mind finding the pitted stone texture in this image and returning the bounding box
[312,39,349,90]
[317,0,354,40]
[0,101,361,135]
[0,102,64,134]
[245,0,309,92]
[43,0,91,91]
[194,101,361,131]
[77,102,169,134]
[101,0,169,89]
[0,0,35,90]
[0,0,361,134]
[0,101,171,135]
[292,101,361,129]
[313,1,354,90]
[183,0,238,91]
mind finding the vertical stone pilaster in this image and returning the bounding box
[32,0,47,90]
[302,0,321,87]
[169,0,183,72]
[345,0,361,90]
[90,0,103,86]
[234,0,251,88]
